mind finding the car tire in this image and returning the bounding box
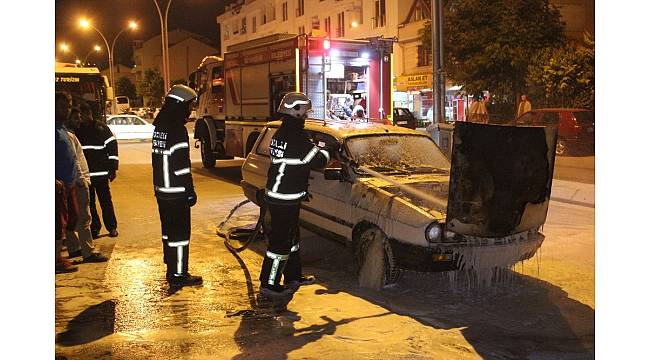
[353,226,402,289]
[200,136,216,168]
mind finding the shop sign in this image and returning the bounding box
[394,73,432,91]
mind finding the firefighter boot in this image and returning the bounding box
[258,250,292,307]
[165,241,202,287]
[283,244,316,293]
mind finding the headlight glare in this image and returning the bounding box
[425,222,442,242]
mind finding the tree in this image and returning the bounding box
[137,69,164,107]
[115,76,137,102]
[526,32,594,109]
[420,0,565,117]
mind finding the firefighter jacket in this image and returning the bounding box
[75,121,118,180]
[265,117,330,204]
[151,121,195,201]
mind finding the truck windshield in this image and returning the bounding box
[346,134,450,175]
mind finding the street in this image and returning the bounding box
[55,134,594,359]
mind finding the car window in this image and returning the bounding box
[346,134,449,175]
[107,117,116,125]
[516,112,535,125]
[131,117,145,125]
[255,127,278,156]
[539,112,560,126]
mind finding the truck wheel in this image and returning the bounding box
[353,226,402,289]
[200,136,216,168]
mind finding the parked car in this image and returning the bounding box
[106,114,155,140]
[392,107,418,129]
[241,120,557,288]
[512,108,594,155]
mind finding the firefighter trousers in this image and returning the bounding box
[157,198,191,277]
[89,177,117,234]
[259,201,303,291]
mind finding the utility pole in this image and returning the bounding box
[431,0,445,124]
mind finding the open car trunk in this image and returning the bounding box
[446,122,558,237]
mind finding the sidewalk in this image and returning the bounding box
[550,179,595,208]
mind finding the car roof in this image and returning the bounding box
[265,119,427,140]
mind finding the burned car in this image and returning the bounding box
[241,120,557,288]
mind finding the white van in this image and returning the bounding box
[114,96,130,114]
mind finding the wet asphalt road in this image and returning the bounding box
[55,135,595,359]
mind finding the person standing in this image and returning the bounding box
[259,92,333,304]
[55,92,79,274]
[76,102,119,238]
[517,94,532,117]
[467,93,488,124]
[64,105,109,263]
[152,85,202,287]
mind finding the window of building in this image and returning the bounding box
[253,16,257,33]
[324,16,331,35]
[417,45,431,67]
[282,2,288,21]
[312,16,320,30]
[241,17,247,34]
[224,24,230,40]
[374,0,386,28]
[298,25,305,34]
[336,11,345,37]
[296,0,305,17]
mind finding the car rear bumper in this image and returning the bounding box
[388,231,544,272]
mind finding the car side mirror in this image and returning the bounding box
[324,167,343,181]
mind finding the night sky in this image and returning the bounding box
[55,0,234,68]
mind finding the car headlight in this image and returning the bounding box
[425,222,442,242]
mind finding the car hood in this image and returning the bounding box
[360,175,449,217]
[446,122,558,237]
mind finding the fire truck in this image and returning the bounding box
[189,33,394,168]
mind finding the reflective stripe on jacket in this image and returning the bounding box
[151,125,194,200]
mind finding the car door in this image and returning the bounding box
[301,130,353,241]
[129,116,154,139]
[241,126,275,199]
[107,116,129,140]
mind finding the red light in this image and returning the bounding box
[323,39,331,50]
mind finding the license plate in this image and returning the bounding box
[396,121,407,125]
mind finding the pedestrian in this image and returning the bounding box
[351,104,366,121]
[76,102,119,239]
[467,93,488,123]
[63,105,109,263]
[55,92,79,274]
[152,85,202,287]
[259,92,334,306]
[517,94,532,117]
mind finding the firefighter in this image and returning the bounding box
[152,85,202,287]
[76,102,119,238]
[259,92,336,302]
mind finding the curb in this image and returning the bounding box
[550,196,595,208]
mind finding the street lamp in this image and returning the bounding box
[153,0,173,92]
[59,42,80,63]
[79,18,137,94]
[82,45,102,67]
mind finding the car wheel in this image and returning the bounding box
[555,139,567,156]
[200,136,216,168]
[354,226,402,289]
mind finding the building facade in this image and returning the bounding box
[217,0,594,121]
[132,29,218,87]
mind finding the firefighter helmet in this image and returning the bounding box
[165,84,197,103]
[277,92,312,119]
